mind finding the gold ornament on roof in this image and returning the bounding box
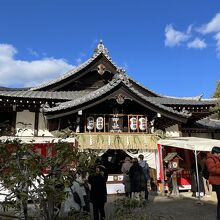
[97,63,106,75]
[116,94,125,104]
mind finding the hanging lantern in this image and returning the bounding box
[87,116,94,130]
[96,117,104,130]
[130,117,137,131]
[139,117,147,131]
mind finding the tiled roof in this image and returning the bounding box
[148,97,217,105]
[128,87,191,118]
[43,77,122,112]
[30,41,119,91]
[25,41,214,106]
[0,74,216,119]
[0,42,216,118]
[0,87,29,91]
[125,73,162,97]
[43,74,192,119]
[164,152,178,162]
[0,90,91,100]
[192,118,220,130]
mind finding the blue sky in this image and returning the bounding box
[0,1,219,98]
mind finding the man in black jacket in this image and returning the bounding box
[88,161,108,220]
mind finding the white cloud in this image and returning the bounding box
[0,44,17,61]
[27,48,39,57]
[165,24,191,47]
[199,13,220,34]
[0,43,74,88]
[187,38,207,49]
[214,32,220,55]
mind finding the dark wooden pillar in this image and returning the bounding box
[34,112,39,137]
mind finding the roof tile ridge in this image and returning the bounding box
[43,78,122,112]
[201,97,218,101]
[163,95,218,103]
[93,42,119,70]
[207,118,220,123]
[199,116,220,123]
[30,52,101,91]
[162,94,204,100]
[125,84,191,118]
[30,42,120,91]
[120,71,163,97]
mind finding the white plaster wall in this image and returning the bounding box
[16,110,35,136]
[165,124,181,137]
[38,113,53,137]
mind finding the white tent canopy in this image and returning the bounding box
[158,137,220,152]
[158,136,220,198]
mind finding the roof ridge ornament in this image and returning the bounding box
[116,68,131,86]
[94,40,109,55]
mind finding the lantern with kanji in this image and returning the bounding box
[139,117,147,131]
[87,116,94,130]
[96,117,104,130]
[130,117,137,131]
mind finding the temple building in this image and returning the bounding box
[0,41,219,192]
[0,41,219,141]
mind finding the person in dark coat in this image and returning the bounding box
[206,146,220,220]
[138,154,150,200]
[191,160,205,197]
[88,161,108,220]
[129,158,146,200]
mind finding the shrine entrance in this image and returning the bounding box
[101,149,131,174]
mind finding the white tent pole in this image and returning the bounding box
[159,144,165,195]
[194,149,201,200]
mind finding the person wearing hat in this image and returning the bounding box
[206,146,220,220]
[121,157,132,197]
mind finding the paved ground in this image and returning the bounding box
[0,191,217,219]
[106,191,217,220]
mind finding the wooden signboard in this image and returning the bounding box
[109,116,123,132]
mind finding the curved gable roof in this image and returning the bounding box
[30,41,118,91]
[43,74,191,122]
[29,41,209,102]
[29,41,163,97]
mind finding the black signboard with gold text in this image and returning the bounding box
[109,116,123,132]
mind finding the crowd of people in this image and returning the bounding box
[121,154,150,201]
[56,147,220,220]
[57,154,150,220]
[58,158,108,220]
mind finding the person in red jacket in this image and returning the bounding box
[206,146,220,220]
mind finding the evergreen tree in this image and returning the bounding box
[0,139,97,220]
[212,80,220,119]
